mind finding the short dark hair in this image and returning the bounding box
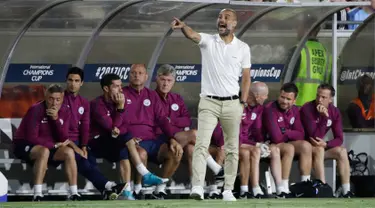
[317,83,336,97]
[46,84,64,94]
[100,73,121,90]
[280,82,298,98]
[66,67,84,81]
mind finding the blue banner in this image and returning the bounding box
[5,63,285,83]
[85,63,284,83]
[339,67,375,84]
[5,64,71,82]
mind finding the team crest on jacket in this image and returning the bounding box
[78,106,84,115]
[143,99,151,106]
[171,103,179,111]
[251,113,257,120]
[290,117,295,125]
[127,99,132,104]
[59,119,64,125]
[327,119,332,127]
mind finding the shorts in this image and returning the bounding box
[138,135,167,164]
[13,141,61,167]
[88,133,133,163]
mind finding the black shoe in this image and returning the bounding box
[68,194,81,201]
[253,193,267,199]
[277,192,295,198]
[342,191,355,198]
[32,195,43,202]
[215,168,224,181]
[133,191,145,200]
[102,183,126,200]
[151,190,167,200]
[208,191,221,199]
[239,192,252,199]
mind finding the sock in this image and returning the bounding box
[136,163,149,176]
[342,183,350,195]
[252,186,264,196]
[276,184,285,195]
[206,156,221,175]
[156,183,166,193]
[240,185,249,195]
[134,184,142,194]
[34,184,42,197]
[282,180,290,193]
[301,175,311,182]
[70,185,78,195]
[104,181,116,190]
[125,183,132,192]
[209,184,218,192]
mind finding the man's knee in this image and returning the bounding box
[336,147,349,161]
[189,129,197,144]
[280,143,295,158]
[35,146,50,160]
[296,140,312,154]
[185,144,194,158]
[250,147,261,160]
[270,145,280,158]
[60,146,75,161]
[312,146,325,158]
[239,148,250,161]
[137,147,148,162]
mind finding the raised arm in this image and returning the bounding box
[171,17,201,44]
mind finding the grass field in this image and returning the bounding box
[1,199,375,208]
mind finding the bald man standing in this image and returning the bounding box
[172,8,251,201]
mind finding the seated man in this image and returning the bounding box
[301,83,353,198]
[207,123,225,199]
[347,74,374,128]
[89,73,168,200]
[154,64,196,180]
[263,83,312,194]
[238,82,285,199]
[12,84,79,201]
[63,67,127,200]
[154,64,224,189]
[122,64,183,199]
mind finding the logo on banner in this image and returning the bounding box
[339,67,375,83]
[173,65,199,82]
[250,66,282,80]
[94,65,131,81]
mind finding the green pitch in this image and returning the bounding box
[1,199,375,208]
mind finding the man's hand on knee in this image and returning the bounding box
[169,139,183,157]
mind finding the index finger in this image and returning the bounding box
[173,17,180,22]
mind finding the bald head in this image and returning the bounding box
[250,82,268,95]
[249,82,269,105]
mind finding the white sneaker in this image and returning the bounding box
[222,190,236,201]
[190,186,204,200]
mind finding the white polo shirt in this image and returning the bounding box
[198,33,251,97]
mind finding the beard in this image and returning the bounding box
[217,27,230,36]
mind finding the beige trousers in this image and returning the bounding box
[191,97,243,190]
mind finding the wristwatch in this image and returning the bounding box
[240,100,248,108]
[117,108,125,113]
